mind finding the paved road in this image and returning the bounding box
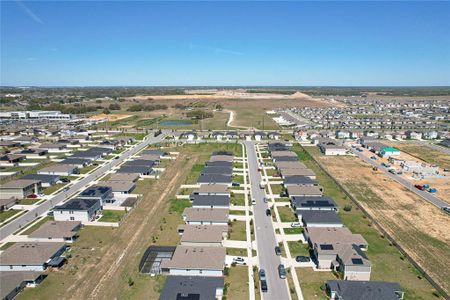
[0,132,167,240]
[347,146,449,209]
[244,141,290,300]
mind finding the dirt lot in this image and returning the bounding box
[315,153,450,296]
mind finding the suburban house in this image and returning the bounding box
[179,224,228,247]
[183,208,229,225]
[291,196,338,214]
[301,210,343,228]
[201,166,233,176]
[209,155,234,162]
[0,271,45,300]
[20,148,48,159]
[140,150,168,158]
[160,246,226,276]
[21,174,60,187]
[39,143,67,153]
[190,195,230,209]
[379,146,401,157]
[0,242,66,271]
[326,280,404,300]
[318,140,347,156]
[0,179,42,200]
[117,165,153,175]
[159,276,224,300]
[108,172,140,182]
[206,160,233,167]
[59,158,91,168]
[305,227,370,280]
[99,181,136,195]
[191,184,230,197]
[38,164,79,176]
[286,185,323,198]
[283,176,319,187]
[211,131,225,140]
[77,186,114,204]
[268,132,281,140]
[197,174,232,185]
[182,131,197,141]
[29,221,82,242]
[0,154,26,165]
[53,198,102,222]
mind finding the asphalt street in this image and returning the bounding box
[244,141,290,300]
[348,146,449,209]
[0,132,166,240]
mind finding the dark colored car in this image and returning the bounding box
[60,178,71,183]
[295,256,311,262]
[261,280,268,292]
[266,209,271,216]
[275,246,281,256]
[232,182,240,187]
[259,269,266,281]
[278,264,286,279]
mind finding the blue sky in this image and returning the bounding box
[1,1,449,86]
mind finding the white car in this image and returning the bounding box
[251,198,256,205]
[233,257,245,265]
[290,222,302,228]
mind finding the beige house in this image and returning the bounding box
[179,225,228,247]
[0,179,42,200]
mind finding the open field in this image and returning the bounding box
[303,146,450,297]
[225,265,249,300]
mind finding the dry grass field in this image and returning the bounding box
[311,150,450,296]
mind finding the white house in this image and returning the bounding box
[54,198,102,222]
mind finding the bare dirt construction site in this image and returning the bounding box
[314,153,450,296]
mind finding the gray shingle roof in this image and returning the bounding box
[326,280,403,300]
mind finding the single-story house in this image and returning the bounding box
[99,181,136,195]
[179,224,228,247]
[20,148,48,158]
[326,280,404,300]
[301,210,343,228]
[29,221,82,242]
[292,196,337,212]
[209,155,234,162]
[201,166,233,176]
[54,198,102,222]
[0,179,42,200]
[39,143,67,152]
[38,164,79,176]
[283,175,319,187]
[0,154,26,164]
[140,150,168,157]
[191,195,230,208]
[205,161,233,167]
[280,168,316,179]
[21,174,60,187]
[0,242,66,272]
[59,158,91,168]
[286,185,323,198]
[117,165,153,175]
[226,131,239,139]
[191,184,230,197]
[123,159,156,168]
[159,276,224,300]
[0,271,45,300]
[197,174,232,185]
[318,141,347,156]
[108,172,140,182]
[160,246,226,277]
[183,208,229,225]
[268,132,281,140]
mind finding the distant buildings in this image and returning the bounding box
[0,111,72,121]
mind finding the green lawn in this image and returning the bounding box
[229,221,247,241]
[229,210,246,216]
[43,183,68,195]
[231,193,245,206]
[283,227,304,234]
[184,164,204,184]
[98,210,126,222]
[288,241,310,257]
[169,199,191,214]
[79,164,98,174]
[296,268,338,300]
[287,268,299,300]
[270,183,284,195]
[226,247,248,256]
[0,209,22,223]
[17,198,42,205]
[232,174,245,184]
[277,206,297,222]
[225,265,249,300]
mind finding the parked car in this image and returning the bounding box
[423,184,430,189]
[442,207,450,214]
[266,209,271,216]
[252,198,256,205]
[232,182,240,187]
[275,246,281,256]
[295,256,311,262]
[115,156,120,160]
[233,257,245,265]
[60,178,71,183]
[428,188,437,193]
[370,156,377,160]
[263,197,268,203]
[278,264,286,279]
[261,280,268,293]
[259,269,266,281]
[290,222,302,228]
[27,194,37,199]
